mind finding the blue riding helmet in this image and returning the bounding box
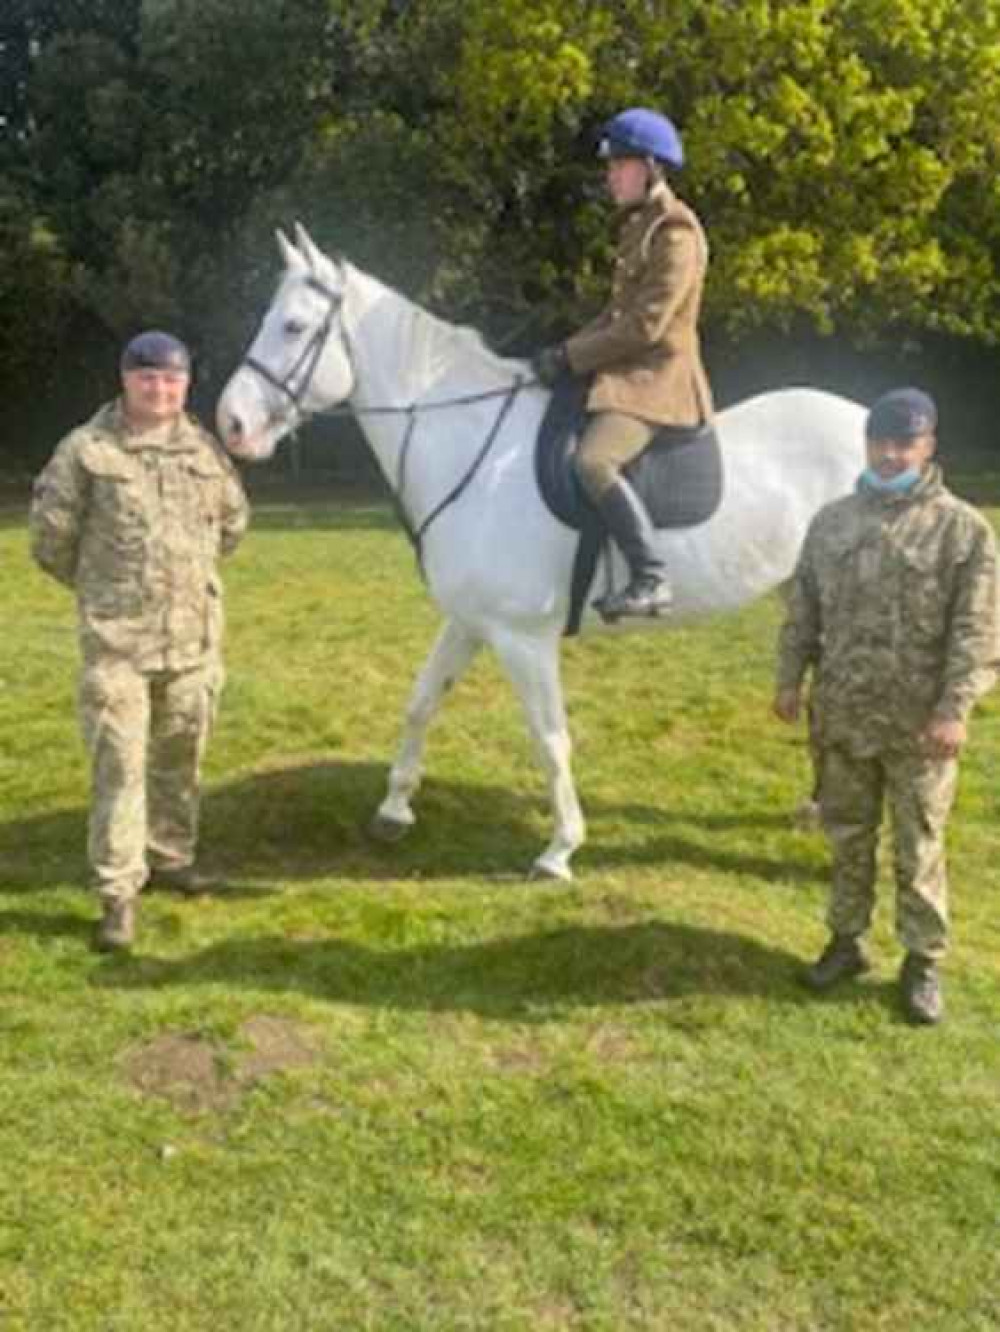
[598,108,684,169]
[120,330,191,374]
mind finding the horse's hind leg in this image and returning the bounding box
[490,628,585,881]
[369,619,482,842]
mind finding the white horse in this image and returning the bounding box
[217,224,866,880]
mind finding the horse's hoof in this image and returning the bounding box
[367,813,413,844]
[529,859,573,883]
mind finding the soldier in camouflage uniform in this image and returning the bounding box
[30,331,249,951]
[774,388,1000,1024]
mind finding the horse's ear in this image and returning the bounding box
[293,221,327,274]
[276,228,305,272]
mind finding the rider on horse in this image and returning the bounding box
[533,107,715,619]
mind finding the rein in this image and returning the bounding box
[395,379,523,564]
[239,272,536,568]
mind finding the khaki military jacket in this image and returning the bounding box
[777,466,1000,754]
[564,182,714,427]
[30,401,249,671]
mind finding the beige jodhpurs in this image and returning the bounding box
[573,412,657,502]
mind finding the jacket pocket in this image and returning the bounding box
[77,448,147,616]
[79,444,147,531]
[897,543,948,641]
[177,456,224,544]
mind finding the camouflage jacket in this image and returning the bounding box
[564,181,714,428]
[777,465,1000,753]
[30,401,249,671]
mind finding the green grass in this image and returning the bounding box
[2,495,1000,1331]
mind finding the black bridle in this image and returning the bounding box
[242,274,345,420]
[237,271,533,567]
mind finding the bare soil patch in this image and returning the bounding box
[121,1015,324,1113]
[232,1013,324,1081]
[489,1040,550,1077]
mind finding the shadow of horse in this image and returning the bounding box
[84,918,831,1019]
[0,760,826,896]
[0,899,898,1021]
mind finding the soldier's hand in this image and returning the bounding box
[773,687,801,724]
[922,716,966,759]
[531,344,568,387]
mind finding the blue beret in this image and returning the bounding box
[121,330,191,373]
[866,388,937,439]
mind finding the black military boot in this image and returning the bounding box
[148,863,217,897]
[95,899,136,952]
[900,953,944,1025]
[592,479,673,621]
[803,934,871,991]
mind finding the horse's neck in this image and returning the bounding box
[345,269,531,496]
[348,270,514,411]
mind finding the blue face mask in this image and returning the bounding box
[860,466,922,495]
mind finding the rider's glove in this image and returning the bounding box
[531,344,569,387]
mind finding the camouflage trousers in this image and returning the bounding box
[819,744,958,960]
[78,656,221,904]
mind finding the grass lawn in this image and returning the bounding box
[2,493,1000,1331]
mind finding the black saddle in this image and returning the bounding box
[535,373,724,633]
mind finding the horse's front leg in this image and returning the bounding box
[490,627,585,881]
[369,618,482,842]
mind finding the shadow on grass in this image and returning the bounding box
[247,504,399,535]
[0,904,907,1023]
[0,761,825,891]
[87,918,830,1017]
[0,906,94,944]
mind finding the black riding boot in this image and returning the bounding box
[593,478,673,621]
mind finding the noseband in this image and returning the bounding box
[241,275,345,417]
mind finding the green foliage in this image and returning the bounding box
[0,186,76,468]
[432,0,1000,338]
[0,191,70,380]
[2,0,332,437]
[685,0,1000,337]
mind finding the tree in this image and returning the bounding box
[4,0,1000,470]
[434,0,1000,340]
[1,0,334,462]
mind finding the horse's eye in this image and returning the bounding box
[283,319,306,337]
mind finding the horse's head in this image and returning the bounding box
[217,223,355,462]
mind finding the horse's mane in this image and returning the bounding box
[275,249,526,393]
[414,304,517,377]
[345,262,523,385]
